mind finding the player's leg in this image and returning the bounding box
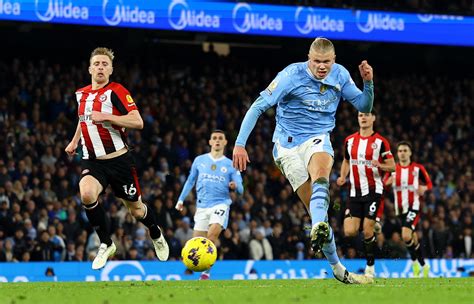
[112,152,168,261]
[361,195,381,278]
[123,198,169,261]
[79,163,115,270]
[401,211,422,277]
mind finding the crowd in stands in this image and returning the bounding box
[0,45,472,264]
[250,0,474,14]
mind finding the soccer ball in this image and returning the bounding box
[181,237,217,272]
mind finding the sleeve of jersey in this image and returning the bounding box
[340,68,374,113]
[232,170,244,195]
[343,138,350,160]
[380,138,394,159]
[178,160,198,202]
[419,165,433,190]
[110,84,138,115]
[234,96,274,147]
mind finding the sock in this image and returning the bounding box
[322,226,340,265]
[138,203,162,239]
[330,262,346,278]
[405,238,418,261]
[415,243,425,266]
[309,178,330,225]
[83,201,112,246]
[364,234,376,266]
[202,270,211,276]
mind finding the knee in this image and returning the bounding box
[80,190,98,204]
[344,226,358,238]
[363,229,374,240]
[402,233,412,244]
[130,204,145,219]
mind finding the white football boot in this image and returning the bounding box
[92,242,116,270]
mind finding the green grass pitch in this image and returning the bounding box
[0,278,472,304]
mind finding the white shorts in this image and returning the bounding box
[272,134,333,191]
[193,203,230,231]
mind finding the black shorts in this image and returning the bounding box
[345,193,382,220]
[399,210,420,231]
[80,151,141,202]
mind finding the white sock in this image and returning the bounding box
[330,262,346,278]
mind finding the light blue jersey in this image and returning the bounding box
[178,153,244,208]
[236,62,374,148]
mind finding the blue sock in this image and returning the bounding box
[309,180,329,225]
[322,227,340,265]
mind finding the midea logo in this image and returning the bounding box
[232,2,282,33]
[35,0,88,22]
[102,0,155,26]
[356,10,404,33]
[294,6,344,34]
[168,0,220,30]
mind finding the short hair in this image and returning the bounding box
[90,47,114,64]
[397,141,412,151]
[309,37,335,54]
[211,129,225,136]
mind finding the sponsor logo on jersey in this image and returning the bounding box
[126,94,134,103]
[265,79,279,95]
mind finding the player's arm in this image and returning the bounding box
[341,61,374,113]
[233,72,290,171]
[417,164,433,196]
[229,170,244,195]
[373,157,395,172]
[337,140,350,186]
[65,122,81,156]
[91,109,143,130]
[176,160,199,211]
[383,172,393,187]
[372,138,395,172]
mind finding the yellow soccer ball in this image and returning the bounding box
[181,237,217,272]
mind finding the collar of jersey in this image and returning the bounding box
[207,153,225,162]
[305,63,338,87]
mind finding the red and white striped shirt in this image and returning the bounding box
[386,163,433,215]
[75,82,137,159]
[344,132,393,197]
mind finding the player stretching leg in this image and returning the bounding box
[233,38,375,284]
[65,48,169,269]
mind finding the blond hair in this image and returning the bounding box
[90,47,114,64]
[309,37,335,54]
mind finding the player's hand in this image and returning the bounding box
[65,141,78,156]
[371,160,381,168]
[91,111,109,123]
[417,185,428,196]
[175,201,184,212]
[336,176,346,186]
[359,60,373,81]
[229,181,237,190]
[233,145,250,172]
